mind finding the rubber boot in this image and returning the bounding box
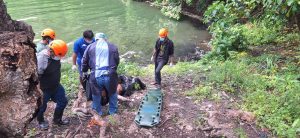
[37,114,49,130]
[53,110,69,126]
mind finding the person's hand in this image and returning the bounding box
[82,72,89,80]
[72,65,77,71]
[169,62,174,67]
[151,56,154,62]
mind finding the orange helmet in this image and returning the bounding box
[41,28,56,39]
[159,28,168,38]
[49,40,68,57]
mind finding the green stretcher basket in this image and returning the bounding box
[134,89,163,127]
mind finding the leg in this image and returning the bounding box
[53,84,69,125]
[155,61,165,85]
[93,77,105,115]
[103,76,118,115]
[37,90,51,130]
[92,94,102,115]
[37,91,51,123]
[108,92,118,115]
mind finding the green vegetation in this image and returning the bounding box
[156,0,300,134]
[151,0,208,20]
[61,63,80,97]
[162,51,300,137]
[58,1,300,137]
[117,61,151,77]
[203,0,300,59]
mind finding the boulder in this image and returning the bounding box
[0,0,41,137]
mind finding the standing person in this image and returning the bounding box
[151,28,174,88]
[36,40,69,130]
[72,30,95,87]
[82,33,120,115]
[36,28,56,53]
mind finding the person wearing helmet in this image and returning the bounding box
[36,40,69,130]
[72,30,95,88]
[81,33,120,116]
[36,28,56,53]
[150,28,174,88]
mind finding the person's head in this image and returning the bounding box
[83,30,94,44]
[49,40,68,59]
[158,28,168,42]
[95,32,108,41]
[41,28,56,44]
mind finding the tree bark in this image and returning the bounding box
[0,0,41,137]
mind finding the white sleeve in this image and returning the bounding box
[37,50,49,75]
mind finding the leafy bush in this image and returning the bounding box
[204,0,299,59]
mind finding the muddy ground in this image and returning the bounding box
[26,73,267,138]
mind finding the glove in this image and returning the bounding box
[169,62,174,67]
[72,65,77,71]
[150,56,154,62]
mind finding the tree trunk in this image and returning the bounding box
[0,0,41,137]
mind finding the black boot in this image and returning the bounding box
[37,114,49,130]
[53,109,69,126]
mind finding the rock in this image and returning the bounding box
[227,110,255,122]
[240,111,255,122]
[0,0,41,137]
[185,125,194,131]
[74,134,89,138]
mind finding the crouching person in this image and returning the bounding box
[36,40,69,130]
[81,33,120,116]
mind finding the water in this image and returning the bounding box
[5,0,210,62]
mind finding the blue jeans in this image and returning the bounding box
[37,84,68,122]
[93,76,118,115]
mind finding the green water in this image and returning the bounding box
[5,0,210,61]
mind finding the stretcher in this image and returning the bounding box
[134,89,163,127]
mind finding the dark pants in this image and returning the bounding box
[37,84,68,122]
[155,61,165,85]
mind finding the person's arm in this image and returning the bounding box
[72,40,79,70]
[37,51,49,75]
[151,40,158,62]
[72,53,77,68]
[81,45,90,73]
[169,41,175,65]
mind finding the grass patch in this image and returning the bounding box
[61,63,80,98]
[170,52,300,137]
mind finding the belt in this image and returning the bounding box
[96,66,110,70]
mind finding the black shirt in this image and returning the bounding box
[154,37,174,64]
[39,58,61,92]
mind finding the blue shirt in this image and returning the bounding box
[95,40,109,78]
[73,37,95,66]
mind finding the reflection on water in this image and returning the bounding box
[6,0,210,61]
